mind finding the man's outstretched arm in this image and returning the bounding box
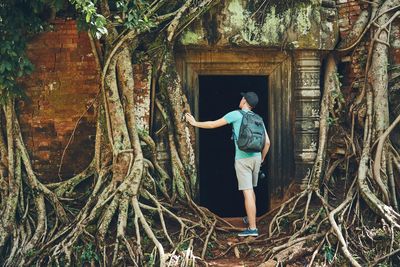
[185,113,228,129]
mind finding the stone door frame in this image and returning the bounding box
[175,48,320,208]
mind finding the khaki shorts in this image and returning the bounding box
[234,156,262,190]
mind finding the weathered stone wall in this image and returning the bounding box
[179,0,339,50]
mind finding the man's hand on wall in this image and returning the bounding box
[185,113,197,126]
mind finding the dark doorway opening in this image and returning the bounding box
[199,75,269,217]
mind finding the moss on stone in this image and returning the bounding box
[180,30,202,45]
[178,0,338,49]
[229,2,319,47]
[227,0,246,29]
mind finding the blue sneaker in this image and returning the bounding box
[242,216,249,225]
[238,228,258,237]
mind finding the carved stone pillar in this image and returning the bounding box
[294,51,321,181]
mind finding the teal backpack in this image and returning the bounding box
[235,110,266,153]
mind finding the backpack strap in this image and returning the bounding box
[238,109,254,115]
[232,110,245,141]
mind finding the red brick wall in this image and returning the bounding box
[336,0,366,81]
[335,1,400,103]
[336,0,400,63]
[336,0,364,39]
[18,19,100,182]
[18,19,152,183]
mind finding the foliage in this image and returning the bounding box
[0,0,114,105]
[26,248,38,258]
[144,247,158,267]
[177,240,190,251]
[322,244,334,264]
[74,243,100,264]
[327,116,337,126]
[70,0,107,38]
[0,0,46,102]
[115,0,156,31]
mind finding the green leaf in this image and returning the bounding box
[98,15,106,25]
[86,13,91,23]
[128,13,134,22]
[4,62,12,71]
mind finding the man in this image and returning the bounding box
[185,91,270,237]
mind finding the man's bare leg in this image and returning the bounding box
[243,189,257,229]
[253,190,257,220]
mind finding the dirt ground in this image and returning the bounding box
[204,206,319,267]
[205,217,271,267]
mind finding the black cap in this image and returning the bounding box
[241,92,259,107]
